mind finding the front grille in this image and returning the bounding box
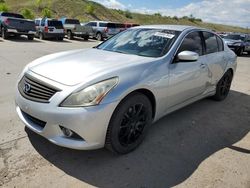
[18,74,59,103]
[21,110,46,129]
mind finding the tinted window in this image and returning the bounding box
[97,28,180,57]
[203,32,219,54]
[1,12,24,19]
[41,19,45,26]
[35,20,40,26]
[65,19,80,24]
[48,20,63,28]
[89,22,97,27]
[99,22,107,27]
[107,23,125,28]
[216,36,224,51]
[178,31,203,56]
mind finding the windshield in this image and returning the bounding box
[97,28,180,57]
[224,34,245,41]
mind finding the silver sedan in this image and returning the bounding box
[15,25,237,154]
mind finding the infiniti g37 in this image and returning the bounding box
[15,25,237,154]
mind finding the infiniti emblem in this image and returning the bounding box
[24,83,31,93]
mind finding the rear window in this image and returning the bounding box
[48,20,63,28]
[107,23,125,28]
[1,12,24,19]
[65,19,80,25]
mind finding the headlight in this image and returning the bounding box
[60,77,118,107]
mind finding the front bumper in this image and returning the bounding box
[15,81,118,150]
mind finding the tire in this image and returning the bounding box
[236,48,243,56]
[212,70,233,101]
[84,35,89,41]
[105,92,153,154]
[39,32,44,40]
[58,37,64,41]
[96,32,102,41]
[1,28,8,39]
[67,31,73,40]
[27,35,34,40]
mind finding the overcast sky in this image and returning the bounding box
[91,0,250,28]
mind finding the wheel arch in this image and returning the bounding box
[117,88,156,120]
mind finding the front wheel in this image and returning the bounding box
[212,70,233,101]
[27,35,34,40]
[105,93,153,154]
[67,31,73,40]
[1,28,9,39]
[236,48,243,56]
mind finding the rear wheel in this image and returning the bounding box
[212,70,233,101]
[67,31,73,40]
[96,32,102,41]
[105,93,152,154]
[39,32,44,40]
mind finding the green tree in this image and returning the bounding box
[42,7,52,18]
[0,3,9,12]
[21,8,35,19]
[86,4,95,14]
[154,13,162,17]
[35,0,42,8]
[125,10,132,19]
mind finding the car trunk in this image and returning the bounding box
[6,18,35,31]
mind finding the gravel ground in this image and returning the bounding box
[0,36,249,188]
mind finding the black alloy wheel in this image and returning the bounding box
[212,70,233,101]
[105,93,152,154]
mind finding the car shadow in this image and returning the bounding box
[3,35,43,43]
[26,90,250,188]
[65,37,98,42]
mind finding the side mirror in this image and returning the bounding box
[177,51,199,62]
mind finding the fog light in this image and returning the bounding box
[61,127,73,137]
[59,126,84,140]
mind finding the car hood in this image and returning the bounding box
[223,39,242,44]
[29,48,153,86]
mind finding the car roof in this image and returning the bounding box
[134,25,200,31]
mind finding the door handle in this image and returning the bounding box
[200,63,206,69]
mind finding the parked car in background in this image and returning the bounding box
[123,22,140,30]
[59,18,92,40]
[223,33,250,56]
[85,21,125,41]
[16,25,237,154]
[34,18,64,41]
[0,12,36,40]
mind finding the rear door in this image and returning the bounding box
[168,31,210,108]
[202,32,227,85]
